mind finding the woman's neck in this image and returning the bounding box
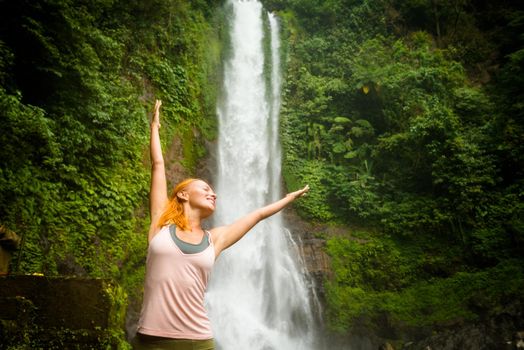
[186,211,202,232]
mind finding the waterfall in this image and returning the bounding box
[207,1,317,349]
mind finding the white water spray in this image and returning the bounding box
[207,1,317,349]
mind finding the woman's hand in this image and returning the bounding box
[286,184,309,200]
[151,99,162,128]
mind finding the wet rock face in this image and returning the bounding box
[300,237,331,277]
[282,211,331,299]
[298,237,331,303]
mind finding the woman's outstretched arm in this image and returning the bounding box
[210,185,309,257]
[148,99,168,241]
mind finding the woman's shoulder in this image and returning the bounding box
[148,224,169,243]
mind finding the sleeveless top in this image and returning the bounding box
[137,225,215,339]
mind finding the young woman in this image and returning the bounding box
[133,100,309,350]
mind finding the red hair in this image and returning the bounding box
[156,178,199,231]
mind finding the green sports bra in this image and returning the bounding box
[169,225,210,254]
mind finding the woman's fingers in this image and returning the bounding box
[288,185,309,199]
[154,100,162,116]
[299,184,310,197]
[152,99,162,126]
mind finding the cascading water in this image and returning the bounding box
[207,1,318,349]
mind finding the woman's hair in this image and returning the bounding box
[156,178,199,231]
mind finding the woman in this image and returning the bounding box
[133,100,309,350]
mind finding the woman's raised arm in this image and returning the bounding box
[210,185,309,257]
[148,99,168,241]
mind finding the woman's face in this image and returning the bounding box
[186,180,217,217]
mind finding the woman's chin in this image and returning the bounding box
[201,208,215,219]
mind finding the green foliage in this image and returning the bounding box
[326,234,524,332]
[274,0,524,335]
[0,0,222,345]
[326,235,415,291]
[282,158,335,222]
[1,0,523,342]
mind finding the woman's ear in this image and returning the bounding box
[177,190,188,201]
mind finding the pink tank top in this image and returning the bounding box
[137,226,215,339]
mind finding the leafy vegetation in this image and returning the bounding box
[1,0,523,344]
[0,0,221,345]
[266,0,524,335]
